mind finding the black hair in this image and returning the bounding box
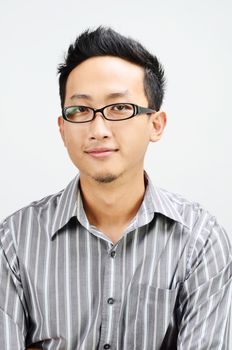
[58,26,165,110]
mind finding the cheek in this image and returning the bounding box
[63,130,85,160]
[119,127,150,157]
[124,120,150,142]
[64,127,84,147]
[64,131,85,167]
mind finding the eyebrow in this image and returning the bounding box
[70,93,92,101]
[70,90,130,101]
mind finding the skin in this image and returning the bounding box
[58,56,166,243]
[25,55,166,350]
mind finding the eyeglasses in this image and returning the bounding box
[62,103,156,123]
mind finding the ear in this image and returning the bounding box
[58,116,67,146]
[149,111,167,142]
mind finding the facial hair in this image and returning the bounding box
[93,174,118,184]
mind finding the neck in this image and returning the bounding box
[79,170,146,243]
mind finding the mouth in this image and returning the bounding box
[85,148,118,159]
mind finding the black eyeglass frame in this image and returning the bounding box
[62,103,156,123]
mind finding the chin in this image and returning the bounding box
[93,174,118,184]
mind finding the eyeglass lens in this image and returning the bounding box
[65,103,134,122]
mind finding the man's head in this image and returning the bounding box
[57,27,166,184]
[58,26,165,111]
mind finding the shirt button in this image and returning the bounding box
[107,298,115,305]
[110,251,116,258]
[103,344,111,349]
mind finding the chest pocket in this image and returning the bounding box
[118,284,178,350]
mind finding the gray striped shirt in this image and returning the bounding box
[0,173,231,349]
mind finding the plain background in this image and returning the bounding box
[0,0,231,345]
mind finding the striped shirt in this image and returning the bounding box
[0,173,231,350]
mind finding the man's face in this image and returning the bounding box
[58,56,166,184]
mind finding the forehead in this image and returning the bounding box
[65,56,146,102]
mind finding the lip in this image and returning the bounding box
[85,147,118,158]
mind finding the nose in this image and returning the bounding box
[88,112,113,140]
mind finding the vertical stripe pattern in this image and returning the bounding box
[0,173,231,349]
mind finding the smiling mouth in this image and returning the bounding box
[85,148,118,158]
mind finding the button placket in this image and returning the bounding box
[103,344,111,349]
[107,297,114,305]
[110,250,116,258]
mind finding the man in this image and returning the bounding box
[0,27,231,350]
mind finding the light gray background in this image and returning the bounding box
[0,0,231,345]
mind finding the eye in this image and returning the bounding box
[64,105,93,122]
[74,106,90,113]
[65,106,90,116]
[114,104,126,111]
[111,103,133,111]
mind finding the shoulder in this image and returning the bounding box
[155,186,231,259]
[155,187,232,282]
[154,185,212,230]
[1,188,63,222]
[0,188,64,247]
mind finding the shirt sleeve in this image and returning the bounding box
[177,216,232,349]
[0,220,28,350]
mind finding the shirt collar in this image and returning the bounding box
[126,172,189,230]
[50,175,79,238]
[50,173,189,239]
[145,176,189,228]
